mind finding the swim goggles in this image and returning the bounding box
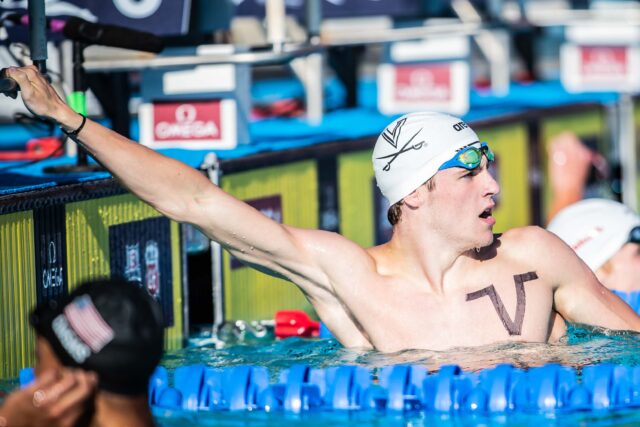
[629,226,640,244]
[438,142,494,171]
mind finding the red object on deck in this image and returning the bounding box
[274,310,320,338]
[0,137,63,161]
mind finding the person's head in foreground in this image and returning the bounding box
[373,111,499,250]
[548,199,640,293]
[30,277,164,427]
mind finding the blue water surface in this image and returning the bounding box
[2,324,640,426]
[153,324,640,426]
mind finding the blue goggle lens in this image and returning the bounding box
[439,142,494,171]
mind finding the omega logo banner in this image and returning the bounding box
[378,61,469,115]
[560,24,640,93]
[394,63,452,102]
[34,205,68,304]
[139,99,238,150]
[234,0,422,18]
[0,0,191,36]
[561,45,640,93]
[109,217,174,327]
[378,37,470,116]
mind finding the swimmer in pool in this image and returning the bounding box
[0,278,163,427]
[6,65,640,352]
[548,199,640,294]
[546,133,640,295]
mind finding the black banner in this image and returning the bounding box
[235,0,424,18]
[0,0,190,36]
[109,217,174,326]
[33,204,68,305]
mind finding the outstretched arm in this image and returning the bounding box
[4,66,338,295]
[5,66,220,222]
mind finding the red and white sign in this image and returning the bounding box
[378,61,469,115]
[377,37,470,115]
[394,63,452,103]
[139,99,237,149]
[581,46,627,78]
[561,44,640,93]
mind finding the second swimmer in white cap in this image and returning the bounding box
[7,66,640,352]
[548,199,640,296]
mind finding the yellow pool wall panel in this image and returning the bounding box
[65,194,184,350]
[221,160,318,321]
[476,123,531,232]
[338,151,376,248]
[635,100,640,209]
[0,211,36,379]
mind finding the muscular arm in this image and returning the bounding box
[534,227,640,332]
[4,66,339,296]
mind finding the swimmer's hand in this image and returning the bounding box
[546,132,605,222]
[548,132,592,196]
[3,66,80,131]
[0,369,97,427]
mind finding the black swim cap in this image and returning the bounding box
[30,277,164,396]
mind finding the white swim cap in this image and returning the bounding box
[547,199,640,271]
[373,112,480,205]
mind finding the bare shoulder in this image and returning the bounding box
[284,226,378,276]
[496,225,583,283]
[498,225,568,255]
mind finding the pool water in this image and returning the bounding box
[167,324,640,374]
[3,324,640,426]
[153,324,640,426]
[154,408,640,427]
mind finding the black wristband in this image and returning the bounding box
[61,114,87,138]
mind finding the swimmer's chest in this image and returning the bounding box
[357,269,555,351]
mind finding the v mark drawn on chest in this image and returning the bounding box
[465,272,539,336]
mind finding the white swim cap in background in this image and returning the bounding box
[373,112,480,205]
[547,198,640,271]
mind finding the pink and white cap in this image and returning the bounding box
[547,198,640,271]
[373,112,480,205]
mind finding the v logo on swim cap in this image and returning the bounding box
[373,112,480,205]
[381,117,406,149]
[376,123,427,172]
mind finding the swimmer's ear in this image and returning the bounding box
[402,188,424,209]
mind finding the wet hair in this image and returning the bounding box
[387,177,436,226]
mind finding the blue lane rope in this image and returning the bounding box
[18,363,640,414]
